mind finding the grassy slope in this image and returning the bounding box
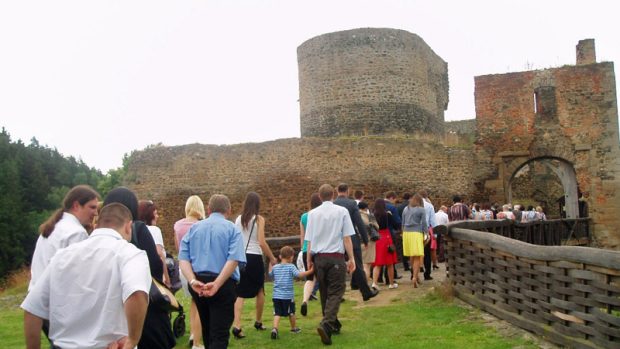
[1,281,536,349]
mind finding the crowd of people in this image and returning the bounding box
[21,183,551,348]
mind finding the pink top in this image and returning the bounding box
[174,218,198,252]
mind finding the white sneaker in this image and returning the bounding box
[371,283,379,290]
[388,283,398,289]
[192,346,205,349]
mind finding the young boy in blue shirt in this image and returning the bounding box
[268,245,314,339]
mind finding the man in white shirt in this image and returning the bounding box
[435,206,449,226]
[305,184,356,345]
[22,203,151,349]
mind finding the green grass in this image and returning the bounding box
[1,281,537,349]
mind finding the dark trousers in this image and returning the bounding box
[315,254,346,332]
[190,274,236,349]
[349,235,373,298]
[423,243,432,279]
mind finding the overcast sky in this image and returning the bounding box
[1,0,618,172]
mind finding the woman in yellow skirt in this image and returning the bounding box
[401,194,428,288]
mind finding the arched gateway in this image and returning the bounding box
[508,157,579,219]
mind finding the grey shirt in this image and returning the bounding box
[402,206,428,233]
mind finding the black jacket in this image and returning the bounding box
[334,196,369,245]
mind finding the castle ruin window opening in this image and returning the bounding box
[533,86,557,118]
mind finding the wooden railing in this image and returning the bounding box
[445,225,620,348]
[444,218,591,246]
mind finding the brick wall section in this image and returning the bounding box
[298,28,448,137]
[474,62,620,248]
[125,137,481,249]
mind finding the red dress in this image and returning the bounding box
[374,227,397,266]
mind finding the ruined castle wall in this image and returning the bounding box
[125,137,480,248]
[298,28,448,137]
[445,119,476,135]
[474,62,620,248]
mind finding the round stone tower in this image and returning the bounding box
[297,28,449,137]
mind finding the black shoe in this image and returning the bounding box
[309,294,318,301]
[271,328,278,340]
[232,327,245,339]
[394,275,403,280]
[363,289,379,301]
[424,276,434,281]
[433,264,439,270]
[301,302,308,316]
[333,319,342,334]
[317,325,332,345]
[420,267,425,272]
[254,321,267,331]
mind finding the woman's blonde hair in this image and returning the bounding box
[185,195,206,220]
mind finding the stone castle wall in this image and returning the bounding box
[125,137,484,248]
[298,28,448,137]
[474,62,620,248]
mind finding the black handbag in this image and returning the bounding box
[387,244,396,253]
[149,277,179,312]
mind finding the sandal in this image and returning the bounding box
[231,327,245,339]
[254,321,267,331]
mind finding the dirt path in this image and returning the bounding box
[345,263,446,308]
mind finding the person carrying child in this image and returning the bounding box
[268,246,314,340]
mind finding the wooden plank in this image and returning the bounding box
[508,300,529,312]
[550,274,574,283]
[533,265,559,274]
[551,298,585,312]
[552,322,584,339]
[592,307,620,327]
[566,295,600,308]
[586,264,620,276]
[589,280,620,293]
[522,289,548,302]
[592,294,620,307]
[568,269,604,281]
[521,277,544,289]
[552,286,583,297]
[517,256,547,265]
[591,322,620,338]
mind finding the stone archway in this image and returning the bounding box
[507,157,579,218]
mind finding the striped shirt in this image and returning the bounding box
[269,263,300,300]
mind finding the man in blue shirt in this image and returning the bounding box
[180,194,246,349]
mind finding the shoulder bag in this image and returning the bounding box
[238,216,257,273]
